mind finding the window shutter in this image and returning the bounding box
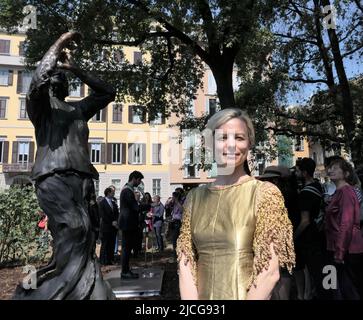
[128,143,134,164]
[17,71,23,94]
[152,144,156,164]
[88,143,92,160]
[80,83,85,97]
[101,107,107,122]
[3,141,9,163]
[107,143,112,164]
[128,105,133,123]
[29,141,35,163]
[158,144,162,164]
[101,143,105,163]
[142,144,146,164]
[12,141,18,163]
[8,70,13,85]
[122,143,126,164]
[19,42,24,56]
[112,105,117,122]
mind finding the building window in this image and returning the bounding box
[0,97,8,118]
[129,105,145,124]
[129,143,144,164]
[0,39,10,55]
[207,162,218,178]
[152,179,161,196]
[188,99,195,116]
[112,143,121,164]
[92,109,106,122]
[133,51,142,64]
[69,82,84,97]
[207,70,217,95]
[150,112,163,125]
[113,104,122,122]
[19,98,28,119]
[0,69,12,86]
[183,165,200,178]
[294,137,304,151]
[91,143,101,164]
[17,71,33,94]
[152,144,162,164]
[18,142,29,164]
[18,41,27,56]
[208,98,217,116]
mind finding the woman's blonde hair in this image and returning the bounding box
[206,108,255,148]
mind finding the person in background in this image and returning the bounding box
[171,191,184,259]
[98,187,119,265]
[152,195,165,252]
[294,158,326,300]
[258,165,298,300]
[118,171,150,279]
[325,157,363,299]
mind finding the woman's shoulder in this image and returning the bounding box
[255,181,284,205]
[256,180,281,195]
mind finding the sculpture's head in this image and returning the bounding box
[50,70,69,100]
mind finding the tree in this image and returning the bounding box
[0,0,278,117]
[270,0,363,167]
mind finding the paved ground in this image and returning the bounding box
[0,244,180,300]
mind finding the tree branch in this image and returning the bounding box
[354,0,363,13]
[289,76,328,84]
[265,126,345,143]
[274,33,318,45]
[94,31,172,47]
[195,0,219,53]
[342,43,363,58]
[275,108,337,125]
[125,0,211,64]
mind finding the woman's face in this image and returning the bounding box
[214,117,250,169]
[327,164,347,183]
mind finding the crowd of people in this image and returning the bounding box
[257,156,363,300]
[91,108,363,299]
[95,171,188,280]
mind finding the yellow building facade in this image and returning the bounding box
[0,32,174,202]
[1,31,325,200]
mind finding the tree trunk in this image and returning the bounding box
[210,59,236,109]
[320,0,358,166]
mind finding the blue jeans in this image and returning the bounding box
[154,223,164,251]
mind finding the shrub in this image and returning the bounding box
[0,185,51,266]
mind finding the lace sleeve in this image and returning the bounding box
[248,182,295,290]
[176,190,198,286]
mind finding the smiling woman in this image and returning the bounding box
[176,108,295,300]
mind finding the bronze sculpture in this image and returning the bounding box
[13,31,116,299]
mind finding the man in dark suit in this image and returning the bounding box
[119,171,150,279]
[99,187,119,265]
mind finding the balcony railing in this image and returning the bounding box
[2,163,33,173]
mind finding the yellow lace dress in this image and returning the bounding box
[176,177,295,300]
